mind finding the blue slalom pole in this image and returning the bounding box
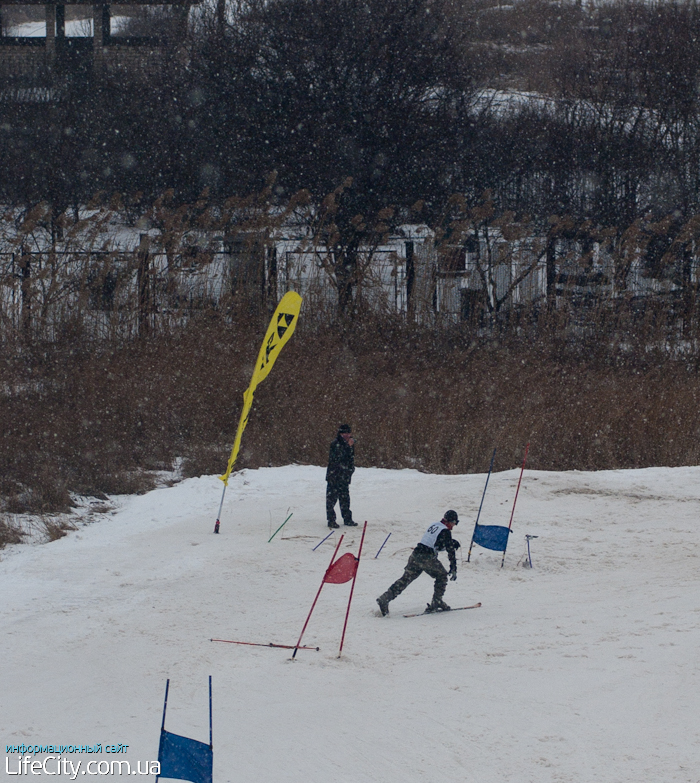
[155,679,170,783]
[312,530,335,551]
[160,679,170,732]
[467,447,496,563]
[374,533,391,559]
[208,676,213,749]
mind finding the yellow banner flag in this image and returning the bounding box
[219,291,303,485]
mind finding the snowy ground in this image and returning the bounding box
[2,464,700,783]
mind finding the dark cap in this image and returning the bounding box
[338,424,352,434]
[444,510,459,524]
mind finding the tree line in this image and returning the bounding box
[1,0,700,333]
[2,0,700,223]
[7,0,700,516]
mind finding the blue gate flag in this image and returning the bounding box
[472,524,511,553]
[156,677,213,783]
[158,730,213,783]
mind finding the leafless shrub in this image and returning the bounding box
[0,516,24,548]
[3,304,700,515]
[3,481,74,515]
[181,444,230,479]
[41,517,77,543]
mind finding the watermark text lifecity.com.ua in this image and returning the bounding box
[6,756,160,778]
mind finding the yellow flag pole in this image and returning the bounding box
[214,291,303,533]
[214,486,227,534]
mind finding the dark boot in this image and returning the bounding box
[426,598,451,612]
[328,520,339,529]
[376,593,391,616]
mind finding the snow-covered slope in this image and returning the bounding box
[2,465,699,783]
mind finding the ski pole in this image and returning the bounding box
[501,442,529,568]
[374,533,391,558]
[268,512,293,543]
[525,534,538,568]
[468,447,496,562]
[312,530,335,551]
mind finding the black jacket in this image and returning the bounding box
[435,528,460,571]
[326,434,355,485]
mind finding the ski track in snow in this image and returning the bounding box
[2,465,700,783]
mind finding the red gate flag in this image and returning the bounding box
[324,552,358,584]
[293,522,367,659]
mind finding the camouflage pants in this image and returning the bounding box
[384,548,448,603]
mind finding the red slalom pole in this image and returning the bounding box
[338,521,367,658]
[211,639,319,651]
[292,534,344,659]
[501,442,530,568]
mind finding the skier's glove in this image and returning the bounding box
[448,568,457,581]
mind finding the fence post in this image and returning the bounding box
[137,233,151,337]
[20,245,31,337]
[405,240,415,320]
[266,244,278,312]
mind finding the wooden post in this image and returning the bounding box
[101,5,111,44]
[20,246,31,336]
[546,235,557,310]
[266,245,277,311]
[137,233,151,337]
[92,5,107,68]
[46,4,56,61]
[405,240,415,319]
[56,4,65,38]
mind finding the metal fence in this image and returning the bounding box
[0,245,240,342]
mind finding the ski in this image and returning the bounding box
[403,602,481,618]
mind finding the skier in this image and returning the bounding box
[326,424,357,528]
[376,510,461,615]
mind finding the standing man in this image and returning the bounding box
[376,510,461,615]
[326,424,357,528]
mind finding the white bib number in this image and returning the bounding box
[419,522,447,552]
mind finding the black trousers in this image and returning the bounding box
[326,481,353,525]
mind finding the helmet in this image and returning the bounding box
[338,424,352,434]
[444,510,459,524]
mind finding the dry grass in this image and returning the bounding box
[41,517,77,542]
[240,320,700,476]
[0,516,24,548]
[2,309,700,515]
